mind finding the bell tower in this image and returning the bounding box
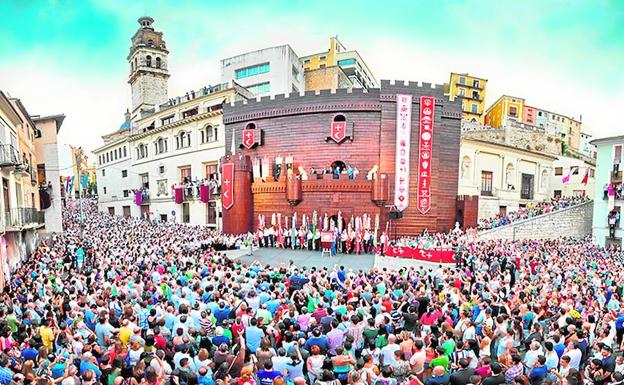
[128,16,169,121]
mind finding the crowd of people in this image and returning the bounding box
[0,199,623,385]
[477,197,590,230]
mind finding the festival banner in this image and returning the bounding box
[222,163,234,209]
[394,94,413,212]
[242,129,257,150]
[134,190,143,206]
[174,187,183,204]
[199,184,211,203]
[385,245,455,263]
[417,96,435,214]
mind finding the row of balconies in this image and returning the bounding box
[2,207,45,230]
[0,144,38,185]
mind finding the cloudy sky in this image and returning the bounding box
[0,0,622,172]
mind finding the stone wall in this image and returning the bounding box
[462,126,561,156]
[477,200,593,241]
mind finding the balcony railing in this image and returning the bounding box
[5,207,44,228]
[0,144,21,168]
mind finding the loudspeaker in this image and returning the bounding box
[389,211,403,220]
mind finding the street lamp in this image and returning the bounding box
[73,146,85,240]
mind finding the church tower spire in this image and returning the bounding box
[128,16,169,121]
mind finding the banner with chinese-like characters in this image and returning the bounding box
[417,96,435,214]
[222,163,234,209]
[394,94,412,212]
[385,245,455,263]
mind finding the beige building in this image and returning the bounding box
[304,66,353,92]
[0,91,47,289]
[33,114,65,234]
[459,137,556,219]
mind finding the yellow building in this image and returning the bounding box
[301,36,378,89]
[448,73,488,123]
[484,95,525,128]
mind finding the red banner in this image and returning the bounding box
[199,184,210,203]
[242,129,257,149]
[394,94,413,211]
[417,96,435,214]
[330,121,347,143]
[222,163,234,209]
[385,245,455,263]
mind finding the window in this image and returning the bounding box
[538,111,543,117]
[319,64,326,69]
[472,91,479,99]
[103,187,107,194]
[247,82,270,95]
[480,171,493,196]
[159,165,165,174]
[161,115,174,125]
[176,131,191,149]
[235,62,270,79]
[156,57,161,68]
[201,125,217,144]
[102,169,106,177]
[472,80,480,88]
[180,166,191,183]
[590,169,595,178]
[141,174,149,189]
[155,137,168,154]
[304,59,310,64]
[292,65,299,78]
[205,163,218,179]
[554,167,563,176]
[471,104,478,113]
[319,55,326,60]
[509,106,518,117]
[146,55,152,67]
[120,170,127,178]
[572,167,579,175]
[182,108,198,119]
[521,173,535,200]
[123,190,129,198]
[337,58,356,66]
[123,146,127,157]
[458,88,465,96]
[554,190,562,198]
[459,76,466,85]
[137,143,148,159]
[615,145,622,165]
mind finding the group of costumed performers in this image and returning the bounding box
[254,211,388,255]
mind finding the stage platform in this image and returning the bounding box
[222,247,450,271]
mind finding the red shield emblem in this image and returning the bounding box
[330,121,346,143]
[242,129,256,149]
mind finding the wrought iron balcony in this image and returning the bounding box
[4,207,44,229]
[0,144,21,168]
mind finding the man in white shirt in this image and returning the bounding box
[380,334,401,368]
[565,340,582,370]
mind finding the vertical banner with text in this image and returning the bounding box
[417,96,435,214]
[221,163,234,209]
[394,94,413,212]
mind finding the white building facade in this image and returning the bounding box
[127,84,250,227]
[220,45,304,96]
[458,138,554,219]
[94,130,133,217]
[550,156,595,199]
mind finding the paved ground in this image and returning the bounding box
[223,247,447,271]
[223,247,376,270]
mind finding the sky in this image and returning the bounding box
[0,0,622,173]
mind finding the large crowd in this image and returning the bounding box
[0,199,623,385]
[477,197,590,230]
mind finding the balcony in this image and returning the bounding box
[4,207,44,229]
[455,81,484,90]
[611,171,622,184]
[0,144,21,168]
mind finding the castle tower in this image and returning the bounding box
[128,16,169,120]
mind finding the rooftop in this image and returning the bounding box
[31,114,66,133]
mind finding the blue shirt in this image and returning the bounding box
[80,361,102,378]
[246,326,265,353]
[0,367,14,385]
[258,369,282,385]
